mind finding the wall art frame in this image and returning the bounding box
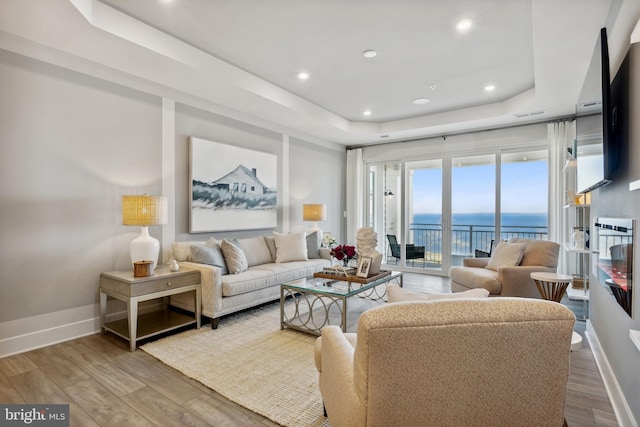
[189,137,278,232]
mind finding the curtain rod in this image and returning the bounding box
[346,114,578,150]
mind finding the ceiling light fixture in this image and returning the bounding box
[362,50,377,58]
[414,98,431,105]
[363,110,372,116]
[456,19,472,31]
[484,84,496,92]
[298,72,309,80]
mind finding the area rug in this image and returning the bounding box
[141,302,330,427]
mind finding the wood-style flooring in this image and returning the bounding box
[0,273,618,426]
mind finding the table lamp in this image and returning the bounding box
[122,195,168,269]
[303,203,326,238]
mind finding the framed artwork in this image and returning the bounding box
[190,137,278,232]
[356,256,372,278]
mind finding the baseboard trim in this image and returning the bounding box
[0,302,163,358]
[586,320,638,427]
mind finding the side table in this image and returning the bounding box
[530,272,573,302]
[100,266,201,351]
[530,272,582,351]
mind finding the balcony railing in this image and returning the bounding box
[387,223,548,266]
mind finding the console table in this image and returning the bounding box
[100,266,201,351]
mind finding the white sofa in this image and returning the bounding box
[169,233,331,328]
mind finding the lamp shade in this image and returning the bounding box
[303,204,326,222]
[122,195,168,226]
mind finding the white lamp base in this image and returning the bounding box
[308,223,323,241]
[130,226,160,269]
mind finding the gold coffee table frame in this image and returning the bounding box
[280,271,403,336]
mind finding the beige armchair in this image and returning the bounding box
[315,298,575,427]
[450,238,560,298]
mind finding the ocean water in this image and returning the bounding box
[412,212,547,228]
[409,212,548,254]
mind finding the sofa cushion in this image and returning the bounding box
[190,239,228,275]
[220,239,248,274]
[306,231,321,259]
[509,238,559,268]
[450,266,502,294]
[255,259,330,284]
[273,231,309,263]
[386,284,489,303]
[486,241,526,271]
[221,268,277,296]
[235,236,273,267]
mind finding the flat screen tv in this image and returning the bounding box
[575,28,613,194]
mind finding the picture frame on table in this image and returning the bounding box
[356,256,372,278]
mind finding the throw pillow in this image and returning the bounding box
[306,231,321,259]
[485,241,526,271]
[263,236,277,262]
[220,239,248,274]
[235,236,273,267]
[172,242,197,262]
[190,239,228,275]
[386,284,489,303]
[273,231,309,263]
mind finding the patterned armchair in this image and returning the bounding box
[315,298,574,427]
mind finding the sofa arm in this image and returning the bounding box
[177,261,223,318]
[463,257,490,268]
[319,248,332,260]
[497,265,556,298]
[318,326,365,426]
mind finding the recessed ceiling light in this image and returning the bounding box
[297,72,309,80]
[484,84,496,92]
[456,19,472,31]
[363,110,372,116]
[414,98,431,105]
[362,50,377,58]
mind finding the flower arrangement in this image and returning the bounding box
[330,244,357,266]
[322,234,337,247]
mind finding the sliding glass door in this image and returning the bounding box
[500,150,549,240]
[366,148,548,275]
[451,154,496,265]
[407,159,445,273]
[368,163,402,265]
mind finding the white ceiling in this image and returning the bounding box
[0,0,619,146]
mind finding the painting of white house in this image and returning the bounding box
[190,137,277,232]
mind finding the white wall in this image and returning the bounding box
[589,41,640,425]
[0,48,345,357]
[0,49,162,324]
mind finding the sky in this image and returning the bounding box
[412,160,548,214]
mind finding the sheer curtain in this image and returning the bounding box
[548,120,575,274]
[346,148,364,244]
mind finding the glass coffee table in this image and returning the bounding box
[280,270,402,336]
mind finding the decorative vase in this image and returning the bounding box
[342,259,349,267]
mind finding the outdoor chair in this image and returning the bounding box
[386,234,425,265]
